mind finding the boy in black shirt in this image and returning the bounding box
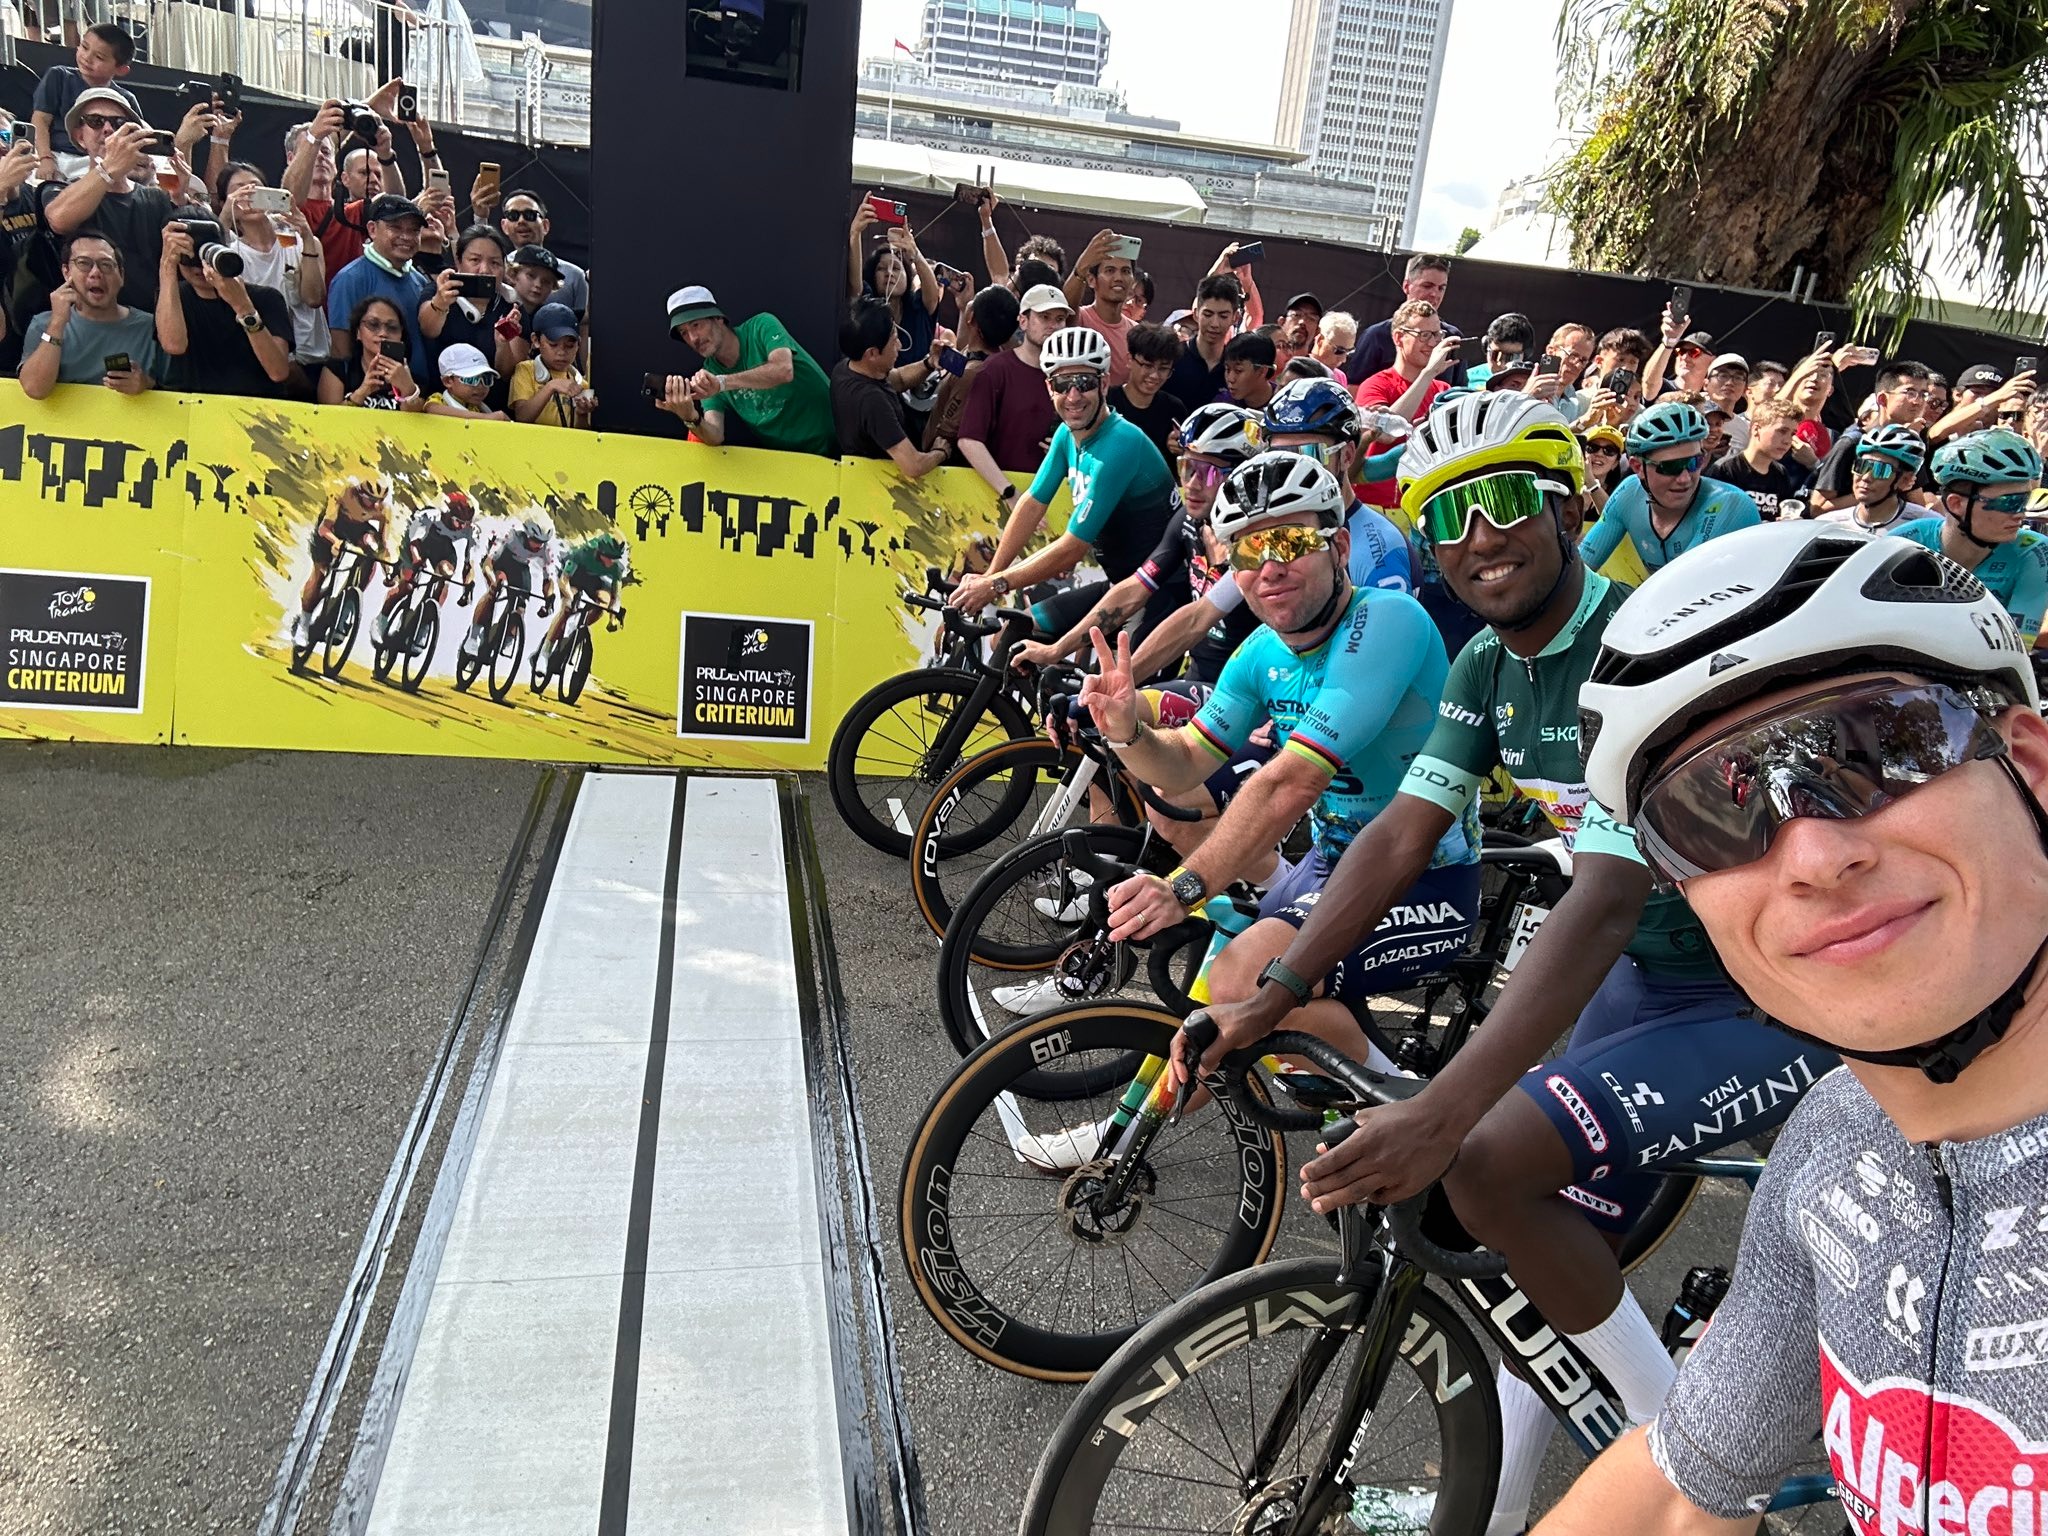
[1108,321,1184,465]
[1707,399,1804,518]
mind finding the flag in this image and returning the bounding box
[894,38,914,53]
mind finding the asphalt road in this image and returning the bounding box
[0,745,1757,1536]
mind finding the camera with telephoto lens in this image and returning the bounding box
[179,218,244,278]
[339,101,383,141]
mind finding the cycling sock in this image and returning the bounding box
[1564,1291,1676,1424]
[1485,1365,1552,1535]
[1358,1037,1399,1075]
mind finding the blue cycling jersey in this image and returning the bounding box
[1579,474,1762,574]
[1345,502,1415,594]
[1190,585,1476,866]
[1893,516,2048,647]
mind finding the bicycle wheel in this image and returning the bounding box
[899,1001,1286,1380]
[487,607,526,702]
[400,601,438,693]
[826,668,1031,857]
[453,615,485,692]
[935,824,1177,1065]
[562,629,592,703]
[321,588,360,678]
[910,738,1082,940]
[1021,1255,1500,1535]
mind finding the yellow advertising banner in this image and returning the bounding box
[0,382,1044,769]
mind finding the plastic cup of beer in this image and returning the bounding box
[153,156,180,194]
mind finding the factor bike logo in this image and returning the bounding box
[1884,1264,1925,1341]
[1820,1337,2048,1535]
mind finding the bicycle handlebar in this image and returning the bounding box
[1187,1022,1509,1282]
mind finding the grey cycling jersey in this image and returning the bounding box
[1649,1068,2048,1531]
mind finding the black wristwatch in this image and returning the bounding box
[1257,957,1313,1006]
[1168,866,1208,908]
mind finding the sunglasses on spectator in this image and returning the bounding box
[1583,441,1620,456]
[1049,374,1100,396]
[1634,678,2012,884]
[1851,456,1900,480]
[78,113,129,131]
[1417,469,1567,547]
[1645,453,1706,477]
[503,207,544,221]
[1228,524,1335,572]
[451,372,495,388]
[1325,344,1352,358]
[1975,490,2033,515]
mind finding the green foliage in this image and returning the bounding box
[1454,225,1483,255]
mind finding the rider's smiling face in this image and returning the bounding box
[1431,477,1583,630]
[1235,512,1349,635]
[1676,672,2048,1069]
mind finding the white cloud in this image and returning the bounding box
[1412,0,1566,247]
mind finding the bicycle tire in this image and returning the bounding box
[910,738,1080,940]
[826,668,1031,857]
[453,626,484,691]
[400,601,438,693]
[487,606,525,702]
[321,588,359,678]
[563,629,592,704]
[936,824,1176,1069]
[899,1000,1286,1380]
[1616,1170,1706,1275]
[1020,1255,1500,1535]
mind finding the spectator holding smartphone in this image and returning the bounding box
[655,285,835,454]
[1062,228,1140,387]
[17,233,164,398]
[418,226,515,395]
[1203,241,1263,330]
[848,201,939,359]
[325,193,434,380]
[318,294,422,410]
[1345,253,1463,387]
[36,91,174,310]
[217,162,330,365]
[156,214,300,398]
[508,302,595,429]
[1350,300,1459,511]
[831,297,950,477]
[923,283,1017,457]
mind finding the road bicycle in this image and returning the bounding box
[1015,1031,1838,1534]
[530,592,625,706]
[827,568,1043,858]
[902,836,1580,1379]
[455,581,543,703]
[372,568,473,693]
[291,544,389,679]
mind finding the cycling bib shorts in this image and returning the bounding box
[1259,848,1478,1002]
[312,513,378,566]
[416,529,460,570]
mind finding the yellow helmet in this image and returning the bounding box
[1397,393,1585,522]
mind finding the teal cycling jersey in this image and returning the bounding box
[1189,585,1477,867]
[1579,475,1762,575]
[1894,517,2048,646]
[1027,411,1180,585]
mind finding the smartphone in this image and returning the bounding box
[453,271,499,300]
[953,181,984,206]
[866,192,907,226]
[427,167,451,195]
[932,261,970,291]
[1813,330,1837,355]
[641,371,671,402]
[476,161,501,203]
[378,339,408,360]
[395,84,420,123]
[0,122,11,148]
[1605,367,1637,396]
[1669,284,1694,324]
[2016,356,2040,379]
[1109,235,1143,262]
[183,80,215,113]
[103,352,132,374]
[248,186,292,214]
[938,346,969,377]
[144,130,179,157]
[218,72,242,117]
[1536,353,1562,377]
[1229,241,1264,267]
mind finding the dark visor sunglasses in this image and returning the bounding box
[1633,677,2012,883]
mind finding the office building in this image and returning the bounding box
[915,0,1110,90]
[1275,0,1455,245]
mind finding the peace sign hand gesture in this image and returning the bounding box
[1076,626,1140,745]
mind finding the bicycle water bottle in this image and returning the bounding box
[1659,1265,1731,1369]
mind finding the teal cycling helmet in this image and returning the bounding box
[1623,399,1709,456]
[594,533,627,557]
[1857,422,1926,474]
[1931,427,2042,489]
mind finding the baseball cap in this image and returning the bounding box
[437,342,496,381]
[1284,292,1324,317]
[529,302,579,341]
[366,193,425,224]
[508,244,562,276]
[1958,364,2007,393]
[1485,356,1534,388]
[1019,283,1073,316]
[666,285,723,329]
[1678,331,1714,355]
[1165,308,1193,328]
[1709,352,1749,375]
[65,86,143,136]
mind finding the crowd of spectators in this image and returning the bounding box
[6,21,2045,508]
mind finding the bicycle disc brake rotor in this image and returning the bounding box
[1057,1158,1155,1243]
[1051,936,1126,1000]
[1232,1475,1317,1536]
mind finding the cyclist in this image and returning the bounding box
[1258,375,1415,594]
[1578,399,1762,575]
[1079,449,1480,1050]
[1533,521,2048,1531]
[947,327,1188,652]
[1176,392,1835,1536]
[292,475,390,645]
[537,530,629,679]
[464,515,558,660]
[1893,427,2048,647]
[377,490,479,647]
[1812,420,1926,535]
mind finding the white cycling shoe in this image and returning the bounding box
[1012,1117,1112,1173]
[990,975,1072,1016]
[1343,1484,1439,1531]
[1031,870,1095,923]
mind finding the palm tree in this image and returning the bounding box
[1548,0,2048,332]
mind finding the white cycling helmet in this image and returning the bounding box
[1211,450,1346,542]
[1179,402,1261,464]
[1580,520,2038,831]
[1039,326,1113,377]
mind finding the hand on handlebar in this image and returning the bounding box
[1105,871,1188,943]
[1013,637,1061,671]
[1169,996,1288,1092]
[1299,1093,1464,1215]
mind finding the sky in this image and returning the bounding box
[855,0,1567,248]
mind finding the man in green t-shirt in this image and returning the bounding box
[654,284,835,456]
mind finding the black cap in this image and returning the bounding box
[1283,292,1324,317]
[366,193,425,224]
[509,244,563,277]
[1957,364,2006,392]
[1678,330,1714,354]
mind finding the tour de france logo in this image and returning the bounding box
[677,612,813,743]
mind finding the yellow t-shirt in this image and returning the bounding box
[508,358,585,427]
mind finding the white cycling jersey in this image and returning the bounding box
[405,508,474,555]
[487,528,561,581]
[1649,1066,2048,1532]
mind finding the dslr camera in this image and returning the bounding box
[178,218,244,279]
[339,101,383,141]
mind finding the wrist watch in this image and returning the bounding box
[1167,865,1208,909]
[1257,958,1314,1007]
[989,575,1010,599]
[237,310,264,332]
[998,483,1018,503]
